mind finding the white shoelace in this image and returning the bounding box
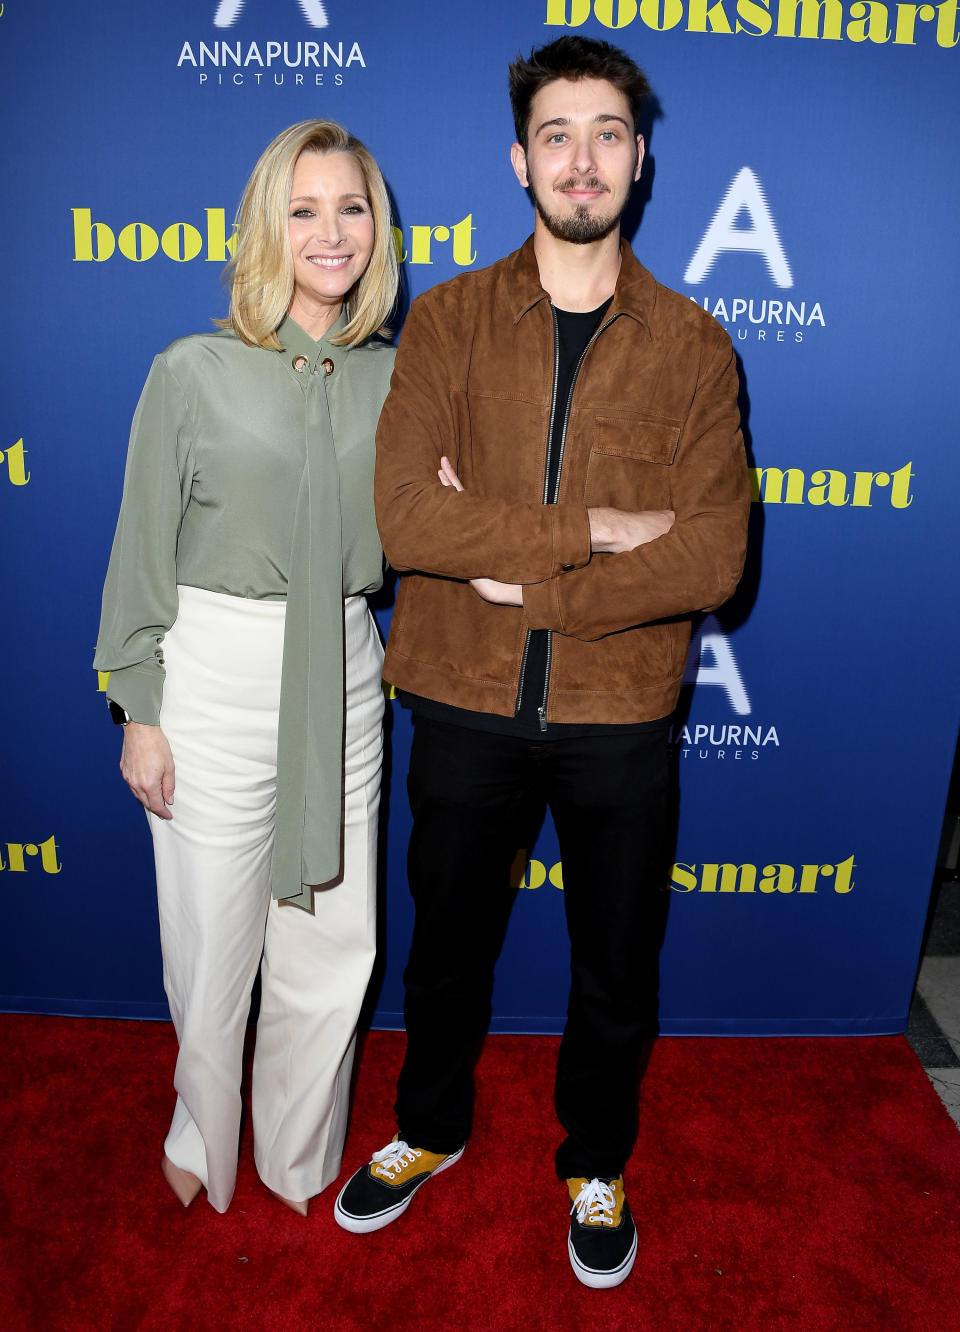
[371,1139,421,1180]
[571,1178,617,1226]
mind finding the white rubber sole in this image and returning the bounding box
[568,1225,638,1289]
[333,1144,465,1234]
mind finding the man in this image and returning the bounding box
[335,36,750,1289]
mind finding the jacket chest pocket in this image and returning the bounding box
[583,412,681,509]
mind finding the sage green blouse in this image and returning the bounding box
[94,313,395,910]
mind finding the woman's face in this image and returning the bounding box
[287,149,375,336]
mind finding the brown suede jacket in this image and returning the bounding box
[375,236,750,725]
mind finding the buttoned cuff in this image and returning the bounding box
[551,504,591,576]
[523,576,564,632]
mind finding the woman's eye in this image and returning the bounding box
[291,208,312,219]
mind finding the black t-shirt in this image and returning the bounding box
[403,298,668,740]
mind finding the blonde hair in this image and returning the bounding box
[220,120,398,350]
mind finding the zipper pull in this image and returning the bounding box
[538,705,548,734]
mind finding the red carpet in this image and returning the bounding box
[2,1017,958,1331]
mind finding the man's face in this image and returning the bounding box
[511,77,644,245]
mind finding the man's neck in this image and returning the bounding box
[532,223,623,313]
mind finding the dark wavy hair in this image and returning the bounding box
[508,36,651,150]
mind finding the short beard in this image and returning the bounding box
[529,179,623,245]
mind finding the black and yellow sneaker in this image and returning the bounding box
[566,1175,638,1289]
[333,1136,465,1233]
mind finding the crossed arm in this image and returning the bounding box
[436,455,675,606]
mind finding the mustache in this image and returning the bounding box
[555,177,609,193]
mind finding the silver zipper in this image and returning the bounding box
[551,315,618,506]
[541,306,562,503]
[534,311,619,729]
[516,307,562,717]
[537,633,553,733]
[515,629,533,718]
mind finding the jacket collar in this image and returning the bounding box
[507,234,656,338]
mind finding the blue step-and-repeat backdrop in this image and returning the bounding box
[2,0,958,1034]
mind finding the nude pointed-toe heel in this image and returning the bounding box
[268,1188,309,1216]
[161,1155,203,1208]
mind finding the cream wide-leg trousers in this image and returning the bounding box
[150,587,383,1213]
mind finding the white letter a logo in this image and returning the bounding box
[684,167,792,288]
[683,616,751,716]
[214,0,329,26]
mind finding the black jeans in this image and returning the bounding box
[395,716,671,1180]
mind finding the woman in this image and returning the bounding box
[94,120,398,1215]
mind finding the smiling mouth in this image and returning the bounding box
[306,255,352,267]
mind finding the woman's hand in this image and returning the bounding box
[119,723,176,819]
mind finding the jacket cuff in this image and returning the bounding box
[523,576,563,632]
[552,504,591,576]
[103,663,163,727]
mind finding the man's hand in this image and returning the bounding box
[119,722,176,819]
[588,507,675,554]
[438,455,464,492]
[470,578,523,606]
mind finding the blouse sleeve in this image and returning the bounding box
[93,353,193,726]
